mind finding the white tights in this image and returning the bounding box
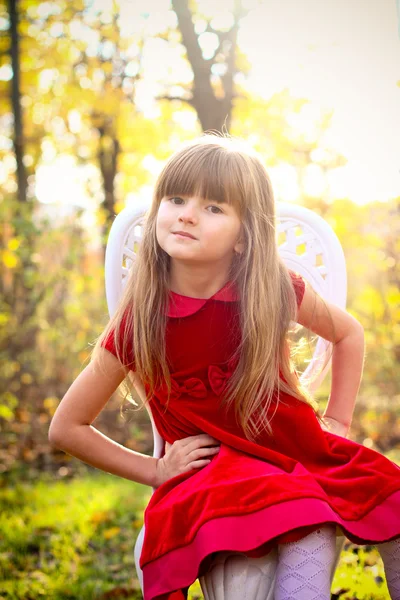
[274,525,400,600]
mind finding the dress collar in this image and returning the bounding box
[167,280,239,318]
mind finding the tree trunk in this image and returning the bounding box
[96,119,120,251]
[171,0,241,133]
[6,0,43,458]
[8,0,27,204]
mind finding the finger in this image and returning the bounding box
[180,434,219,448]
[188,459,212,470]
[184,441,209,456]
[189,447,220,461]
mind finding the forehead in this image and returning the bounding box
[156,147,242,212]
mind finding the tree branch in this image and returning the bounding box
[156,95,194,107]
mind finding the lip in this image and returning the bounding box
[173,231,197,240]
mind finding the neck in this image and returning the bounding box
[169,261,231,299]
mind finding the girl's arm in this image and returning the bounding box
[48,348,159,488]
[323,325,365,435]
[297,282,365,434]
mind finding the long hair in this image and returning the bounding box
[91,133,335,441]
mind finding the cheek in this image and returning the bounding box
[155,207,170,236]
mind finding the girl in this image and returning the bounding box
[49,134,400,600]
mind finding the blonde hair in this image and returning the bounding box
[92,133,335,441]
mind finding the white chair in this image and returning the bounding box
[105,199,347,599]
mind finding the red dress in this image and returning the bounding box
[102,271,400,600]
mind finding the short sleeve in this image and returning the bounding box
[100,307,135,370]
[288,269,306,309]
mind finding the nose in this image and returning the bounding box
[178,200,198,224]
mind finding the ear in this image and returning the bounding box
[234,237,245,254]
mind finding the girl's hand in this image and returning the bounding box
[155,434,221,487]
[321,416,349,438]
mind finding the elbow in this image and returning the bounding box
[340,321,365,350]
[345,319,364,341]
[48,424,62,448]
[353,321,365,339]
[48,421,87,448]
[48,420,68,448]
[333,320,364,347]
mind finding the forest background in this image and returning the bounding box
[1,0,400,598]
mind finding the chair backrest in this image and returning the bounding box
[105,200,347,462]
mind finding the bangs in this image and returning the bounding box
[155,143,245,212]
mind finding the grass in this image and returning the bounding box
[0,470,392,599]
[0,471,146,599]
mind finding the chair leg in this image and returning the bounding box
[199,549,278,600]
[134,525,145,592]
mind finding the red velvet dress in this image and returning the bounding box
[102,271,400,600]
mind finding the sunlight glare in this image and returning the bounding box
[36,159,90,207]
[134,80,162,118]
[198,32,220,60]
[38,69,58,93]
[67,111,82,135]
[0,65,12,81]
[194,18,208,35]
[269,164,299,203]
[210,12,235,31]
[197,0,235,18]
[142,155,164,176]
[286,103,323,142]
[172,110,198,130]
[303,164,326,198]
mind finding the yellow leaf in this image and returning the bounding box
[91,511,111,524]
[103,526,121,539]
[43,397,58,410]
[43,397,58,415]
[8,238,21,251]
[0,313,10,325]
[114,200,125,214]
[132,519,143,529]
[2,249,19,268]
[96,207,107,227]
[102,62,113,75]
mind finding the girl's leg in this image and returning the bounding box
[275,525,336,600]
[377,538,400,600]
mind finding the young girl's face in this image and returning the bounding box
[156,195,244,265]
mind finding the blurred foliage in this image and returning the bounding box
[0,472,147,599]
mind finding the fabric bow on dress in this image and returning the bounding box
[156,377,208,402]
[208,356,238,396]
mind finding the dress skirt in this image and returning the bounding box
[139,393,400,600]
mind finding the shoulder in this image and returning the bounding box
[100,306,135,368]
